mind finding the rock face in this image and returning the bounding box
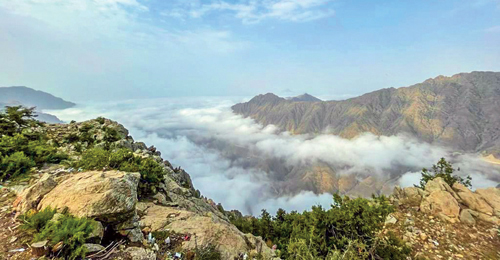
[13,173,57,214]
[38,171,140,223]
[9,118,274,259]
[139,203,274,260]
[453,183,493,215]
[393,177,500,225]
[420,190,460,220]
[475,188,500,217]
[232,71,500,155]
[392,186,427,207]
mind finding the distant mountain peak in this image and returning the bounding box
[248,93,285,105]
[0,86,75,110]
[289,93,322,102]
[232,71,500,156]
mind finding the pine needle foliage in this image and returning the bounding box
[417,158,472,189]
[21,208,96,260]
[230,194,409,260]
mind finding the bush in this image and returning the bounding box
[103,126,120,143]
[0,106,38,136]
[96,117,105,124]
[231,194,404,260]
[137,158,165,197]
[78,148,109,170]
[21,208,97,260]
[34,214,96,260]
[20,207,57,232]
[0,151,35,181]
[417,158,472,189]
[375,232,412,260]
[77,147,164,198]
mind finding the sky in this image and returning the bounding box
[1,0,500,101]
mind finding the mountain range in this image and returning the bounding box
[233,71,500,156]
[0,86,75,123]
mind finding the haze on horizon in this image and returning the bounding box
[1,0,500,102]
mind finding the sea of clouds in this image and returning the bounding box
[47,97,500,215]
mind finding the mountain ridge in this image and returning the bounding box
[0,86,75,110]
[232,71,500,155]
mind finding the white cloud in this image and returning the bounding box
[48,97,500,215]
[162,0,335,24]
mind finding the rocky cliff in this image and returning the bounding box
[0,118,275,260]
[232,71,500,156]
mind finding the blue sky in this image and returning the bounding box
[1,0,499,101]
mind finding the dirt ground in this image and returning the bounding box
[384,206,500,260]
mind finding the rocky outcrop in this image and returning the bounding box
[138,203,274,259]
[393,177,500,225]
[452,183,493,215]
[392,186,428,207]
[420,190,460,222]
[38,171,140,223]
[8,118,274,259]
[13,173,57,214]
[475,187,500,217]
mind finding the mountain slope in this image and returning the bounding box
[288,93,322,102]
[232,71,500,155]
[0,86,75,109]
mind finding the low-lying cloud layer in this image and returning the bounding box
[49,97,500,215]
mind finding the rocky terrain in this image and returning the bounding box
[387,177,500,259]
[233,71,500,156]
[0,118,275,260]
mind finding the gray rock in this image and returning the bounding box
[459,209,476,225]
[87,221,105,244]
[385,214,398,225]
[83,243,105,254]
[124,247,156,260]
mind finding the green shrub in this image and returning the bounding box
[0,106,38,136]
[0,151,35,180]
[231,194,403,260]
[20,207,57,232]
[21,208,96,260]
[78,124,95,145]
[103,126,120,143]
[137,158,165,197]
[375,232,412,260]
[96,117,105,124]
[417,158,472,189]
[64,133,80,143]
[78,148,109,170]
[34,214,96,260]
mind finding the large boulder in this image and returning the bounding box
[475,188,500,217]
[452,183,493,215]
[424,177,460,201]
[420,190,460,221]
[38,171,140,223]
[392,186,428,207]
[139,203,274,260]
[14,173,57,213]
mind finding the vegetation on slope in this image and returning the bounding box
[230,194,411,259]
[20,207,97,260]
[417,157,472,189]
[0,106,68,181]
